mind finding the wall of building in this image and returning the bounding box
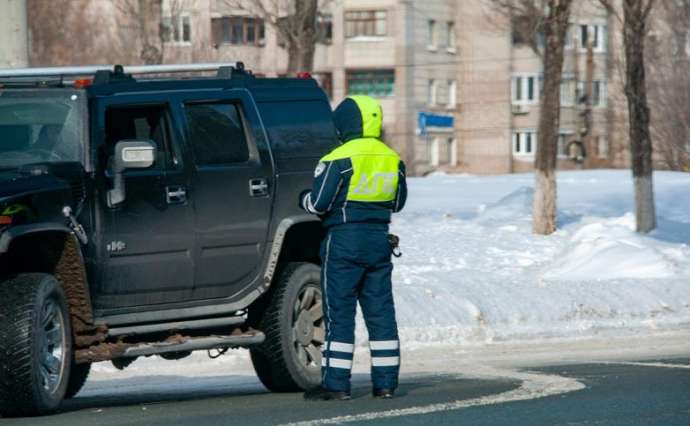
[0,0,28,68]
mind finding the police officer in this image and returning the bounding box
[300,95,407,400]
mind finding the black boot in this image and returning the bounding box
[373,388,395,399]
[304,387,352,401]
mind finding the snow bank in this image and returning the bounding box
[381,170,690,347]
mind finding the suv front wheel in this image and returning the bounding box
[249,262,325,392]
[0,274,73,417]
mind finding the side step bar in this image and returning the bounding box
[75,330,265,363]
[108,316,246,337]
[123,331,265,358]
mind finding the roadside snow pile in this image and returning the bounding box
[380,170,690,347]
[543,213,689,280]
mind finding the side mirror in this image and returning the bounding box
[107,140,157,207]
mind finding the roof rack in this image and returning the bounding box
[0,62,243,79]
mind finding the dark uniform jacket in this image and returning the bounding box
[300,96,407,228]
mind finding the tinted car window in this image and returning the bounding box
[185,103,249,166]
[103,104,176,171]
[258,100,338,160]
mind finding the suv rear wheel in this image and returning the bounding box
[250,262,325,392]
[0,274,72,417]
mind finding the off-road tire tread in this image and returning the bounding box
[0,274,54,417]
[251,262,313,392]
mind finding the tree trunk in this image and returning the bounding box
[623,0,656,232]
[137,0,163,65]
[532,0,573,235]
[285,0,317,74]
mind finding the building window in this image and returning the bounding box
[429,137,440,166]
[162,14,192,44]
[447,80,457,108]
[576,80,607,107]
[512,74,541,105]
[579,24,606,52]
[558,131,575,158]
[512,131,536,156]
[211,17,265,46]
[595,136,608,159]
[346,70,395,97]
[345,10,387,38]
[447,137,457,166]
[317,13,333,44]
[446,22,456,52]
[428,20,437,49]
[560,77,577,107]
[428,79,437,106]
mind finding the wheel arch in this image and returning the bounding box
[1,226,105,349]
[263,215,324,287]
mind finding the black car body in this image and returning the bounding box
[0,64,336,416]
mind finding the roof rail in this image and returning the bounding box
[0,62,241,79]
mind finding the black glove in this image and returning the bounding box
[298,189,311,211]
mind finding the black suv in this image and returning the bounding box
[0,63,337,417]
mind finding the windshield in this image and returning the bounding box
[0,89,85,169]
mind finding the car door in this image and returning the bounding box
[94,94,195,310]
[177,89,274,301]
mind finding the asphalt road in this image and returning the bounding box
[2,357,690,425]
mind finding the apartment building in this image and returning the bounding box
[22,0,654,175]
[456,0,624,174]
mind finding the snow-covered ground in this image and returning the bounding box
[388,169,690,347]
[88,170,690,383]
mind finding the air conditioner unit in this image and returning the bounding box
[511,104,530,115]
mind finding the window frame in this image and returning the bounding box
[447,80,457,109]
[578,24,606,53]
[595,135,609,159]
[446,21,457,53]
[428,79,438,107]
[512,73,541,105]
[557,129,575,159]
[429,137,440,166]
[213,16,266,46]
[512,130,537,157]
[344,10,388,39]
[447,137,457,166]
[428,19,438,50]
[163,13,192,46]
[346,69,395,97]
[576,80,607,108]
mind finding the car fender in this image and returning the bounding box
[263,215,321,285]
[0,223,74,254]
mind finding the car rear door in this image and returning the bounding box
[176,89,274,301]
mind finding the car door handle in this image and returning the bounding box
[249,178,269,197]
[166,186,187,204]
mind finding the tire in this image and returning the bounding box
[64,362,91,399]
[249,262,325,392]
[0,274,73,417]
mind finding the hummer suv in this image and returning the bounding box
[0,63,336,417]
